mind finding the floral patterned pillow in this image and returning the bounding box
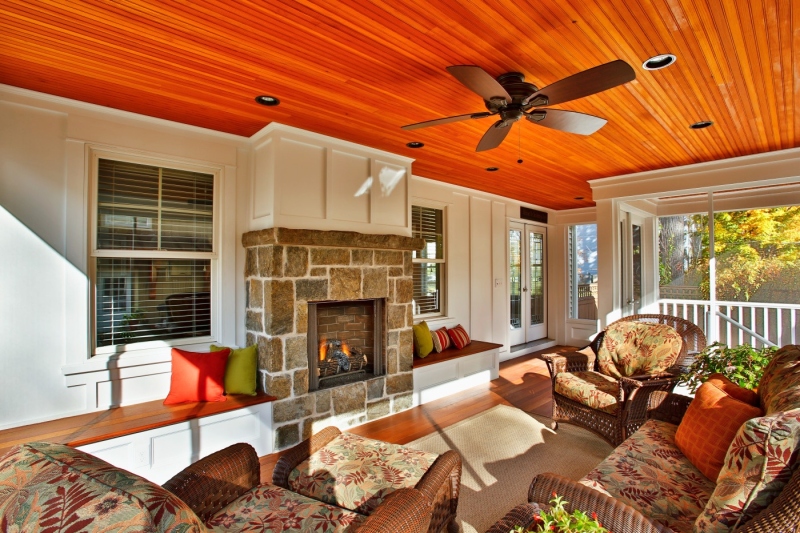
[597,321,683,378]
[694,409,800,533]
[758,344,800,415]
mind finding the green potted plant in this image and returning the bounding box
[514,493,609,533]
[679,341,777,393]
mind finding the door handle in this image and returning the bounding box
[523,287,528,292]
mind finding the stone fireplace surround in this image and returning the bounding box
[242,227,423,451]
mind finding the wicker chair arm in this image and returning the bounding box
[272,426,341,487]
[483,503,542,533]
[162,442,260,523]
[415,450,462,516]
[357,487,432,533]
[647,391,692,425]
[542,348,596,377]
[737,465,800,533]
[528,473,674,533]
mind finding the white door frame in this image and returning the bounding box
[508,221,548,346]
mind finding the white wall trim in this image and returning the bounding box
[591,147,800,201]
[413,174,556,214]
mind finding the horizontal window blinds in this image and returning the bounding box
[412,205,443,260]
[413,262,441,314]
[97,159,213,252]
[412,205,444,315]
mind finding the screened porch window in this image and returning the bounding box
[412,205,445,316]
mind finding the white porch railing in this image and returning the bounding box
[657,299,800,348]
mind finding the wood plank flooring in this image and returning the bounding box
[259,345,576,481]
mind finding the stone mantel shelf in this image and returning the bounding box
[242,227,424,251]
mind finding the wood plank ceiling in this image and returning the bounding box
[1,0,797,210]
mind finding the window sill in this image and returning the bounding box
[413,315,457,327]
[62,339,215,376]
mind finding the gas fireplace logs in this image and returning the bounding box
[318,339,368,379]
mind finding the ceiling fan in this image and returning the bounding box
[401,60,636,152]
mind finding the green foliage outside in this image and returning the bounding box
[658,206,800,302]
[679,341,778,393]
[515,493,608,533]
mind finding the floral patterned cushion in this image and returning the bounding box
[207,483,365,533]
[0,442,205,533]
[597,322,683,379]
[580,420,715,533]
[694,409,800,533]
[554,371,621,414]
[288,432,439,515]
[758,344,800,415]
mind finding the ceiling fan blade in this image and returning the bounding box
[526,109,607,135]
[524,60,635,106]
[447,65,512,103]
[476,120,512,151]
[401,112,492,130]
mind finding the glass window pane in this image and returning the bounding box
[412,262,440,314]
[412,206,443,259]
[569,224,598,320]
[657,215,707,301]
[97,206,158,250]
[509,229,521,329]
[95,258,211,347]
[530,232,544,325]
[160,212,213,252]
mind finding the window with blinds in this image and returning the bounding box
[93,158,215,350]
[412,205,445,316]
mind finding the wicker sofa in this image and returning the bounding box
[0,438,441,532]
[493,344,800,533]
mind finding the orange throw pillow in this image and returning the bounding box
[675,380,763,481]
[705,373,760,406]
[164,347,230,405]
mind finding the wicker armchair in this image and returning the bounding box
[273,426,462,533]
[163,442,433,533]
[542,314,706,446]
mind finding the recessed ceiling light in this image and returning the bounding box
[406,142,424,148]
[574,196,584,200]
[255,95,280,106]
[642,54,676,70]
[690,120,714,130]
[486,167,499,172]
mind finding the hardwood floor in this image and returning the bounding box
[259,345,577,481]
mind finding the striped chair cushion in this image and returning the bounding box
[431,327,451,352]
[447,324,471,350]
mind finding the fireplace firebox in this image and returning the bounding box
[307,298,385,391]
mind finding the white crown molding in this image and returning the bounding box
[552,206,597,225]
[250,122,415,164]
[590,147,800,201]
[411,174,555,214]
[0,84,248,143]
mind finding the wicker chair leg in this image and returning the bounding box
[446,518,460,533]
[551,420,558,430]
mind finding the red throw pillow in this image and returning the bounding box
[164,347,230,405]
[447,324,471,350]
[675,380,763,481]
[431,327,451,353]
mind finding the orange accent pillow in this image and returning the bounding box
[164,347,230,405]
[675,380,763,481]
[705,373,760,406]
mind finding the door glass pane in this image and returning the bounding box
[632,224,642,312]
[569,224,598,319]
[509,229,521,329]
[530,232,544,325]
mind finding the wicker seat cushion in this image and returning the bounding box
[288,432,439,515]
[554,371,621,414]
[580,420,715,533]
[207,483,366,532]
[597,322,683,379]
[0,442,205,533]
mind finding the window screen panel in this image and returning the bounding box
[413,262,441,314]
[412,206,443,260]
[95,258,211,347]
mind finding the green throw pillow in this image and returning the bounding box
[210,344,258,396]
[412,321,433,358]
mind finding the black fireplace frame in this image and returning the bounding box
[307,298,385,391]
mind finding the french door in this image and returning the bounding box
[620,210,644,315]
[509,222,547,346]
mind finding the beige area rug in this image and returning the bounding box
[407,405,613,533]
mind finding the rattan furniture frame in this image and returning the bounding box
[163,441,433,533]
[273,426,462,533]
[542,314,706,446]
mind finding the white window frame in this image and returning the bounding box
[88,148,221,356]
[411,202,447,319]
[568,223,599,323]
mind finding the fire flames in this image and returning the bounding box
[319,338,351,361]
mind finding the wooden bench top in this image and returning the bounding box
[0,393,276,456]
[413,340,503,368]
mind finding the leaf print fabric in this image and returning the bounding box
[288,432,438,514]
[757,344,800,415]
[0,442,205,532]
[207,483,365,533]
[554,371,621,414]
[597,322,683,378]
[579,420,715,533]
